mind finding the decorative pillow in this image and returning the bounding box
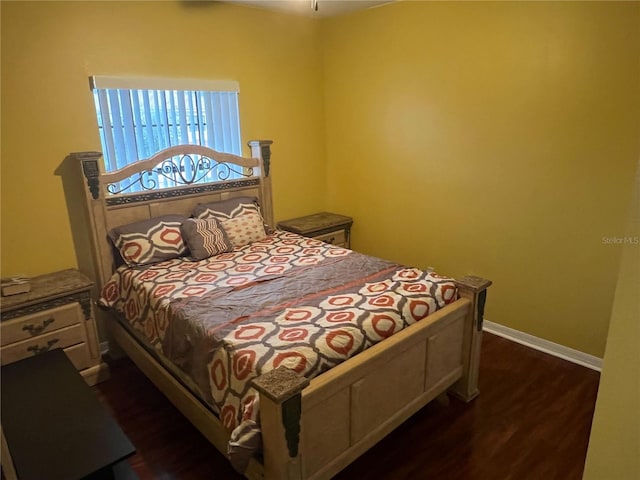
[108,215,188,266]
[180,217,233,261]
[192,196,262,222]
[220,211,267,248]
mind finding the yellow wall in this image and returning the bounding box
[321,1,640,357]
[583,161,639,479]
[2,1,638,358]
[1,1,326,277]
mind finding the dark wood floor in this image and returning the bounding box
[93,333,600,480]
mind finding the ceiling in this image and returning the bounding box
[224,0,394,18]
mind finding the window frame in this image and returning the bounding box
[90,76,243,192]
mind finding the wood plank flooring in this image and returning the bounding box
[93,333,600,479]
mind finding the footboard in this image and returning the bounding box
[252,277,491,480]
[300,299,467,479]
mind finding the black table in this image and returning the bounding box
[1,349,136,480]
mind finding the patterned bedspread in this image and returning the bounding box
[100,230,457,463]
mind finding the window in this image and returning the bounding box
[90,76,242,191]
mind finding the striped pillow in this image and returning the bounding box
[181,218,233,261]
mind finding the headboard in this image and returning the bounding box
[71,140,273,290]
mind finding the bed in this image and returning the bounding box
[70,141,491,480]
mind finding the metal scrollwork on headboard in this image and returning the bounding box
[106,154,254,195]
[72,144,270,212]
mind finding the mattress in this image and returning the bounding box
[99,230,457,464]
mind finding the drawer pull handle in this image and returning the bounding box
[327,237,336,244]
[27,339,59,355]
[22,318,55,336]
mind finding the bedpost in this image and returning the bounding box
[248,140,274,229]
[252,367,309,480]
[450,275,492,402]
[69,151,114,290]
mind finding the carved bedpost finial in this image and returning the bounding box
[252,366,309,459]
[261,144,271,178]
[71,151,103,200]
[248,140,273,178]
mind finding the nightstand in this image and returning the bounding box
[277,212,353,248]
[0,269,109,386]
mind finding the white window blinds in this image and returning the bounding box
[90,76,242,175]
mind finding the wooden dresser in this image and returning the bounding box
[0,269,108,386]
[277,212,353,248]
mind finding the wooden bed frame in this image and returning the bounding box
[70,141,491,480]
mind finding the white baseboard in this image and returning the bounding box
[483,320,603,372]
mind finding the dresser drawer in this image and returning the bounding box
[0,269,109,385]
[0,303,83,347]
[313,229,347,247]
[0,324,87,366]
[64,343,92,371]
